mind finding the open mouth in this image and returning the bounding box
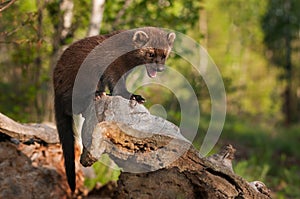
[145,64,157,78]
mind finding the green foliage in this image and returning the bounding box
[217,116,300,198]
[72,0,92,38]
[261,0,300,123]
[0,1,299,197]
[262,0,300,66]
[206,0,283,122]
[0,1,46,122]
[234,159,270,182]
[18,0,37,12]
[219,0,267,47]
[46,1,61,30]
[194,114,300,198]
[102,0,201,33]
[84,154,120,190]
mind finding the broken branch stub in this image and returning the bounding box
[80,96,191,172]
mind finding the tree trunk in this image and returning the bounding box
[34,0,44,121]
[283,0,294,125]
[44,0,74,122]
[199,3,208,75]
[86,0,106,37]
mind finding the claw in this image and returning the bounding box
[130,94,145,104]
[94,91,107,101]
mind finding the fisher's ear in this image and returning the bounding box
[167,32,176,46]
[133,31,149,48]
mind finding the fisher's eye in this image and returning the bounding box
[162,54,166,59]
[148,52,155,57]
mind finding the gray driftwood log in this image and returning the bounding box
[0,113,59,144]
[0,96,271,199]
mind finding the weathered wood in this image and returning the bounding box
[0,113,59,143]
[0,95,271,198]
[81,96,271,199]
[0,141,69,199]
[0,113,84,199]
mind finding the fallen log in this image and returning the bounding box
[81,96,271,199]
[0,114,84,199]
[0,96,271,198]
[0,112,59,144]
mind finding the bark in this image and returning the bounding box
[0,96,271,198]
[59,0,74,40]
[0,113,58,144]
[283,19,293,125]
[44,0,74,122]
[80,96,271,199]
[86,0,105,37]
[34,0,44,121]
[199,3,208,74]
[0,141,67,199]
[0,0,17,12]
[0,114,84,199]
[282,0,297,125]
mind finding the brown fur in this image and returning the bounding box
[53,27,175,191]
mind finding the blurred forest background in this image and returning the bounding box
[0,0,299,198]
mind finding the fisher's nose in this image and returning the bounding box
[156,64,165,72]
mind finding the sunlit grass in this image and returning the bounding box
[214,116,300,198]
[84,154,121,190]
